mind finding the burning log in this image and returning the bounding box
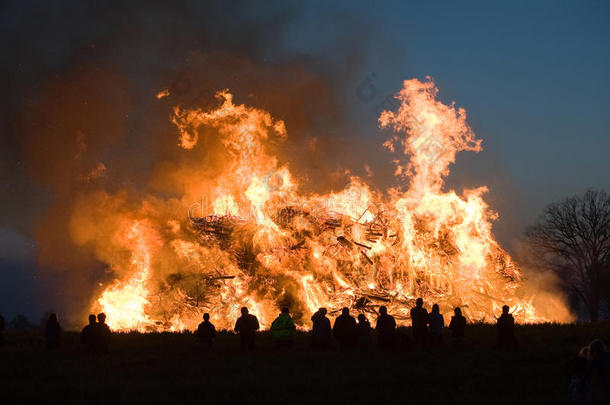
[336,235,353,249]
[207,275,236,280]
[354,241,372,250]
[323,215,342,230]
[361,251,374,265]
[290,240,306,250]
[363,293,392,302]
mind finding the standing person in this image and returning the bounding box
[234,307,260,350]
[589,339,610,403]
[94,312,112,354]
[410,298,429,348]
[196,313,215,351]
[44,313,61,350]
[311,308,331,349]
[375,306,396,350]
[333,307,357,349]
[0,314,4,346]
[449,307,466,347]
[496,305,516,347]
[270,307,296,348]
[428,304,444,347]
[357,314,372,348]
[80,314,97,353]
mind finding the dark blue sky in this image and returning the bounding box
[1,0,609,320]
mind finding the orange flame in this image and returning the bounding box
[96,220,161,330]
[92,78,571,331]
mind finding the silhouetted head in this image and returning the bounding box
[341,307,349,316]
[88,314,96,325]
[432,304,439,314]
[357,314,366,322]
[416,298,423,307]
[379,306,387,315]
[97,313,106,323]
[203,313,210,321]
[319,308,327,316]
[502,305,509,314]
[241,307,248,315]
[454,307,461,316]
[48,313,58,323]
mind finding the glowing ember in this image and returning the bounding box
[92,77,571,331]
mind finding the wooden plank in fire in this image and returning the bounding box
[336,236,353,249]
[324,218,342,229]
[362,293,391,302]
[354,241,372,250]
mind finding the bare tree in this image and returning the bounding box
[526,189,610,321]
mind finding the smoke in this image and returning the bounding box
[2,0,392,325]
[510,238,574,322]
[4,1,570,327]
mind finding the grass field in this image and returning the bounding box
[1,323,609,404]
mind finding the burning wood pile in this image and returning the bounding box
[187,200,524,323]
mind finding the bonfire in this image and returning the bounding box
[92,78,565,331]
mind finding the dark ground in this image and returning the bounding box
[1,323,609,404]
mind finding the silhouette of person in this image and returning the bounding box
[449,307,466,347]
[44,313,61,350]
[357,314,372,348]
[410,298,429,347]
[333,307,357,349]
[94,312,112,354]
[428,304,444,347]
[496,305,516,347]
[80,314,97,353]
[588,339,610,402]
[196,313,215,351]
[0,314,4,346]
[375,306,396,350]
[270,307,296,348]
[234,307,260,350]
[311,308,331,349]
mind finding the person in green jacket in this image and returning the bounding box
[270,307,297,348]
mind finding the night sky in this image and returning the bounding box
[1,0,609,321]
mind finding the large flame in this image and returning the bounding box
[90,78,570,331]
